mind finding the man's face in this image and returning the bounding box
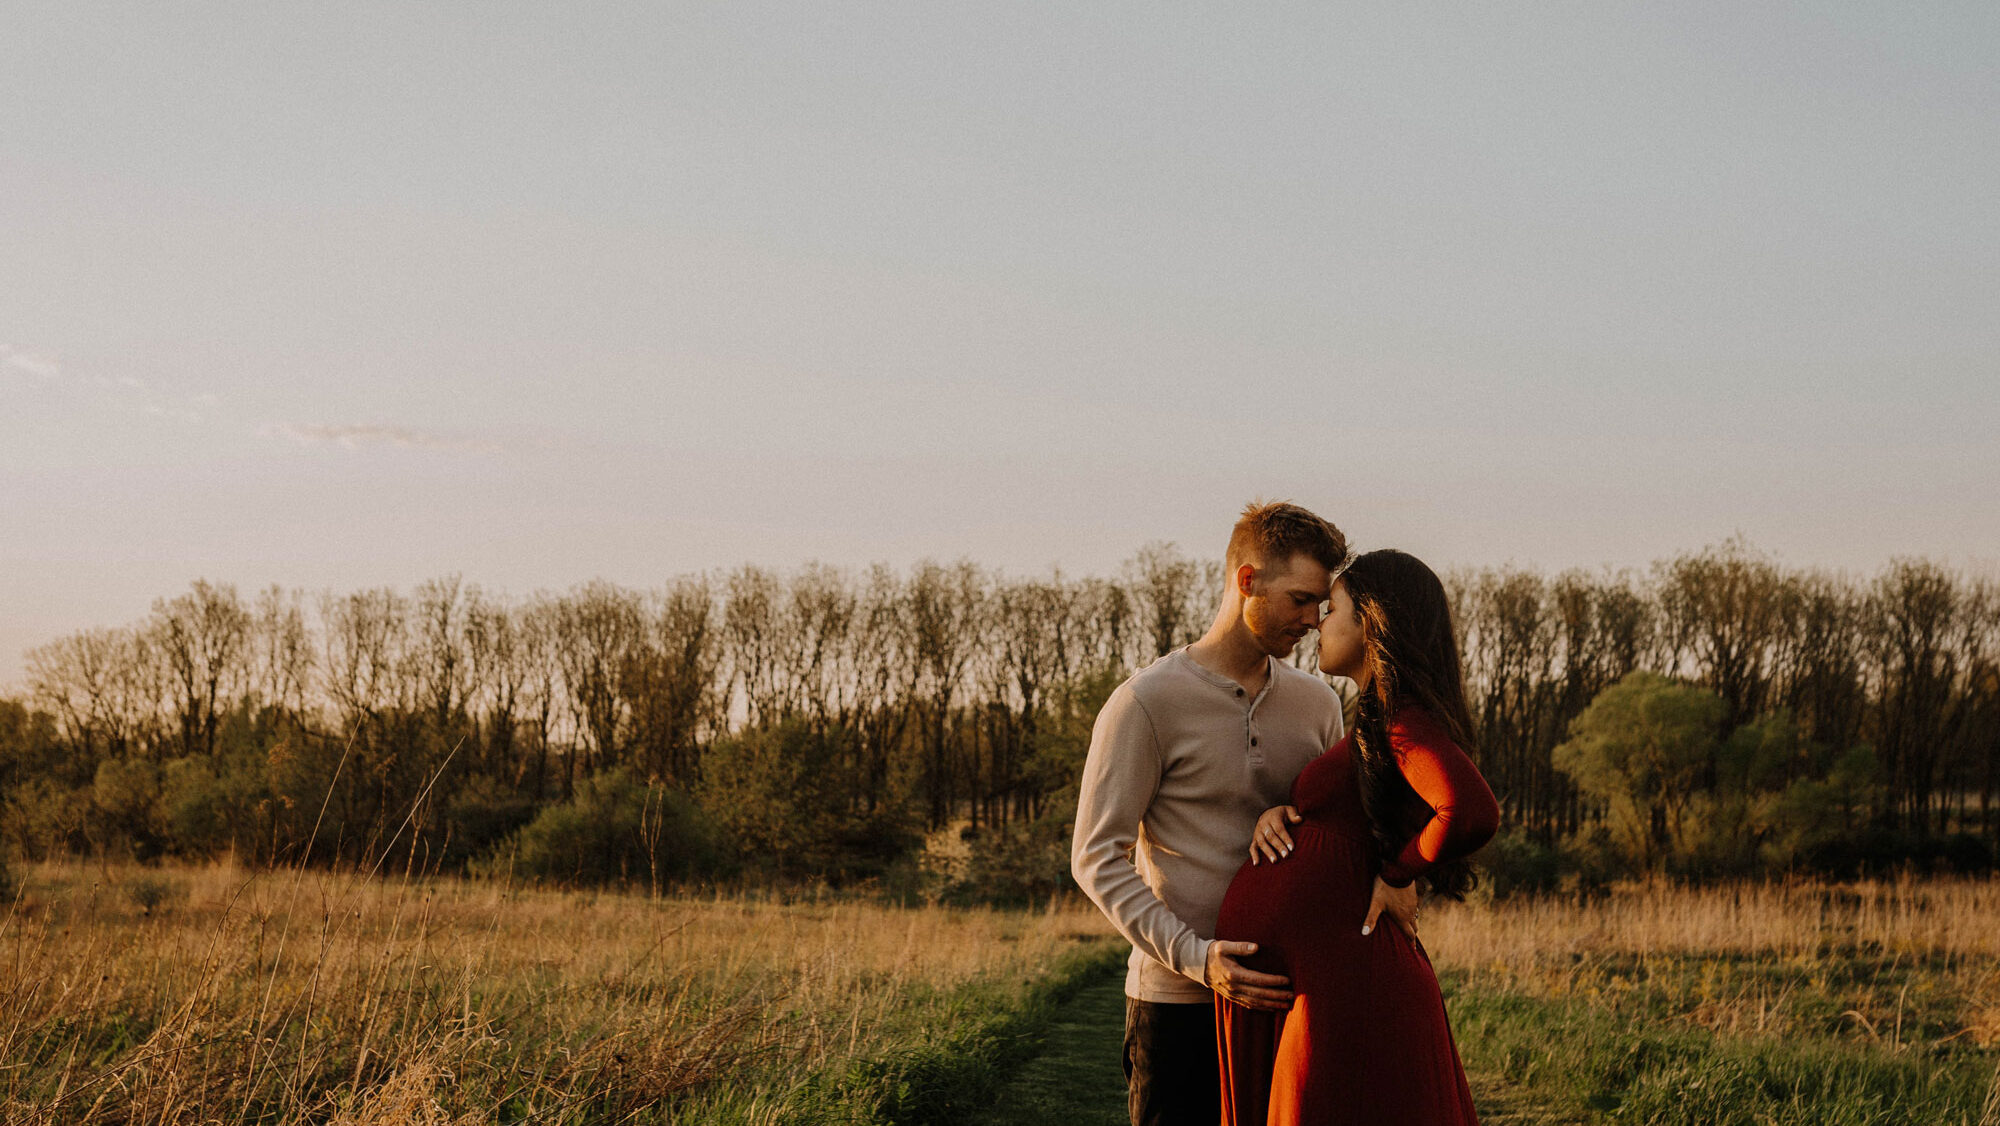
[1240,553,1333,658]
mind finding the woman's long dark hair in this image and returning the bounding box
[1341,549,1482,900]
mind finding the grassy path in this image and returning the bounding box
[973,969,1129,1126]
[971,969,1559,1126]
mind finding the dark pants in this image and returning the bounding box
[1124,998,1221,1126]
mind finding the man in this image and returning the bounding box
[1071,500,1416,1126]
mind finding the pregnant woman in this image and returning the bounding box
[1214,549,1500,1126]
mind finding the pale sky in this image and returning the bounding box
[4,2,1997,689]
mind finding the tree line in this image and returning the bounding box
[1,540,1994,896]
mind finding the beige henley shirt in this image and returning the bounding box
[1071,647,1347,1004]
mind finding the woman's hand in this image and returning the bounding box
[1248,805,1301,865]
[1362,876,1421,937]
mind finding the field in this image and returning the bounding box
[0,861,1121,1125]
[4,865,1998,1125]
[1429,880,2000,1125]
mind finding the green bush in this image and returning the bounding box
[699,720,920,884]
[954,812,1074,906]
[496,768,715,888]
[1476,828,1564,900]
[438,774,540,870]
[5,777,94,858]
[123,872,187,916]
[161,752,277,860]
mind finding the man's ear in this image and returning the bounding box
[1235,563,1258,598]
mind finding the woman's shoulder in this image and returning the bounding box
[1386,704,1456,747]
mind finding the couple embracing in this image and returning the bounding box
[1071,501,1500,1126]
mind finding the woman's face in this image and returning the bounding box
[1316,579,1367,683]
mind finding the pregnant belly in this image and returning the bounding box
[1214,821,1375,969]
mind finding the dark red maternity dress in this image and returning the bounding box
[1214,706,1499,1126]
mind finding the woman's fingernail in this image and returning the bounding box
[1361,925,1372,936]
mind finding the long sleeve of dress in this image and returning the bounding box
[1377,708,1500,888]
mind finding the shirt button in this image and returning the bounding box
[1250,736,1259,747]
[1235,688,1244,697]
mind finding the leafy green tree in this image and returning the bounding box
[1554,672,1723,871]
[1682,711,1799,875]
[1770,744,1882,872]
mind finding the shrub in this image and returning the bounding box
[953,811,1075,906]
[437,774,540,871]
[162,753,276,861]
[124,873,186,916]
[5,777,94,858]
[1922,833,1993,874]
[1477,828,1564,900]
[496,769,715,888]
[699,720,920,884]
[92,758,169,861]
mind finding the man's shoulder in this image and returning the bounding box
[1123,649,1186,685]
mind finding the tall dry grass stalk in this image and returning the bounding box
[0,860,1117,1124]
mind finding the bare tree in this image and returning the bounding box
[786,562,858,733]
[515,594,564,798]
[319,587,409,733]
[1656,540,1784,730]
[982,573,1078,823]
[150,580,252,759]
[25,626,159,764]
[722,566,787,728]
[1457,568,1561,838]
[848,564,916,816]
[1125,542,1210,659]
[627,577,724,785]
[908,561,987,827]
[464,588,533,779]
[550,580,644,788]
[250,585,314,718]
[1864,559,1966,834]
[1770,571,1868,757]
[412,575,471,728]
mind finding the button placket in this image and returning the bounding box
[1244,674,1270,763]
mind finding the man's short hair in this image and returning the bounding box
[1225,500,1348,575]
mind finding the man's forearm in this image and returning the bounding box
[1072,844,1211,985]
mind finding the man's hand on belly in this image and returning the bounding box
[1207,941,1293,1011]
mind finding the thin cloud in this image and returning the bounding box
[4,343,207,422]
[1,344,61,381]
[272,422,505,454]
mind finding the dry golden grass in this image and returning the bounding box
[1427,877,2000,1061]
[0,860,1118,1125]
[1429,877,2000,964]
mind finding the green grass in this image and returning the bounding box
[944,948,2000,1126]
[970,970,1129,1126]
[1447,954,2000,1125]
[676,942,1126,1125]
